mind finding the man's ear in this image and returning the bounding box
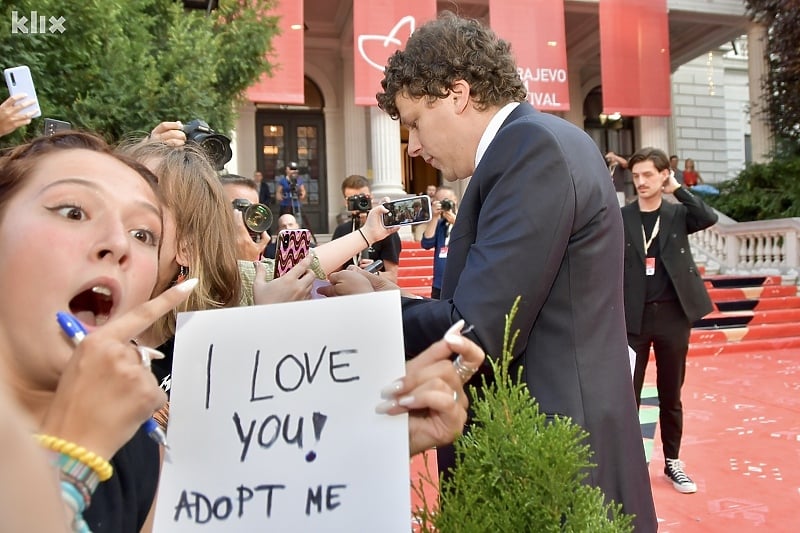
[451,80,471,114]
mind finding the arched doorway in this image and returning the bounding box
[256,77,328,234]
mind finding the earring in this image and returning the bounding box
[177,265,189,283]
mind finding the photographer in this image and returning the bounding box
[275,161,307,216]
[331,174,401,283]
[421,186,458,299]
[219,174,271,261]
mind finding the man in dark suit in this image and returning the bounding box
[374,12,657,531]
[623,147,717,494]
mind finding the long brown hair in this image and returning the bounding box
[119,140,241,341]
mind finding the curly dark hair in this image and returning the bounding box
[376,11,527,119]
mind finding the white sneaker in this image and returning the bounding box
[664,458,697,494]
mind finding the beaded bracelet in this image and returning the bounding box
[36,434,113,481]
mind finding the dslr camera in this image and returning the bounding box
[440,198,454,212]
[183,119,232,171]
[232,199,273,242]
[346,193,372,213]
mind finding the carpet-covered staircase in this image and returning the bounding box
[690,273,800,356]
[397,241,800,357]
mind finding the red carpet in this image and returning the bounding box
[648,348,800,532]
[409,348,800,531]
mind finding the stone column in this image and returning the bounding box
[747,22,773,163]
[638,116,670,152]
[369,106,407,198]
[342,56,369,175]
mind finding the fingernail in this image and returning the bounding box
[176,277,199,292]
[445,319,465,338]
[397,395,415,407]
[380,379,403,399]
[374,399,397,414]
[444,319,466,345]
[139,346,165,360]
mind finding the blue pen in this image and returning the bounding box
[56,311,169,448]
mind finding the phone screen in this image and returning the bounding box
[274,229,311,278]
[381,195,432,227]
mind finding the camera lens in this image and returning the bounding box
[358,197,371,210]
[244,203,273,233]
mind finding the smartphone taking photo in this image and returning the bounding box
[381,195,432,227]
[3,65,41,118]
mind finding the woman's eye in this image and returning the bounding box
[55,205,86,220]
[130,228,159,247]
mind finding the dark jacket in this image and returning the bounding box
[401,102,657,531]
[622,187,717,334]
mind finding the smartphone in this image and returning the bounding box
[381,195,432,227]
[362,259,384,274]
[274,228,312,278]
[43,118,71,136]
[3,65,41,118]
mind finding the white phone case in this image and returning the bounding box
[4,65,41,118]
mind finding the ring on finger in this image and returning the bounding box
[452,355,477,383]
[453,390,459,403]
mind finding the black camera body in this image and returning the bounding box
[232,198,272,242]
[183,119,232,171]
[347,193,371,213]
[440,198,454,212]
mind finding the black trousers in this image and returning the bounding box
[628,299,691,460]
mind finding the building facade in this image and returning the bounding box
[227,0,766,234]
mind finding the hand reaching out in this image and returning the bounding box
[149,121,186,146]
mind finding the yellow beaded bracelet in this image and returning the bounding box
[35,434,113,481]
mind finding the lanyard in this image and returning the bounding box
[641,216,660,255]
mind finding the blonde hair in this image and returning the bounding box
[118,140,241,340]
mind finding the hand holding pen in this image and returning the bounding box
[40,278,198,462]
[56,311,169,448]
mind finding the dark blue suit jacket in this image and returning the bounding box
[401,102,657,531]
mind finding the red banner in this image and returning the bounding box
[600,0,671,116]
[489,0,570,111]
[353,0,437,106]
[246,0,305,105]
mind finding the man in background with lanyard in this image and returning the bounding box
[622,147,718,495]
[420,186,458,299]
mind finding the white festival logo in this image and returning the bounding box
[357,15,415,72]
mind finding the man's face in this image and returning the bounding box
[669,157,678,170]
[631,160,669,201]
[396,91,473,182]
[426,185,437,197]
[253,171,263,183]
[287,166,299,179]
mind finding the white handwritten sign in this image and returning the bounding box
[153,291,410,532]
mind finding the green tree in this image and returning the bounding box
[415,298,633,533]
[0,0,278,145]
[745,1,800,153]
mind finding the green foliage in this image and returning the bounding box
[745,1,800,153]
[0,0,277,145]
[705,156,800,221]
[414,298,633,533]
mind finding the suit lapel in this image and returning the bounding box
[623,207,646,263]
[658,201,677,253]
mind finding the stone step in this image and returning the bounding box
[691,322,800,344]
[703,274,782,288]
[688,335,800,357]
[706,285,797,301]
